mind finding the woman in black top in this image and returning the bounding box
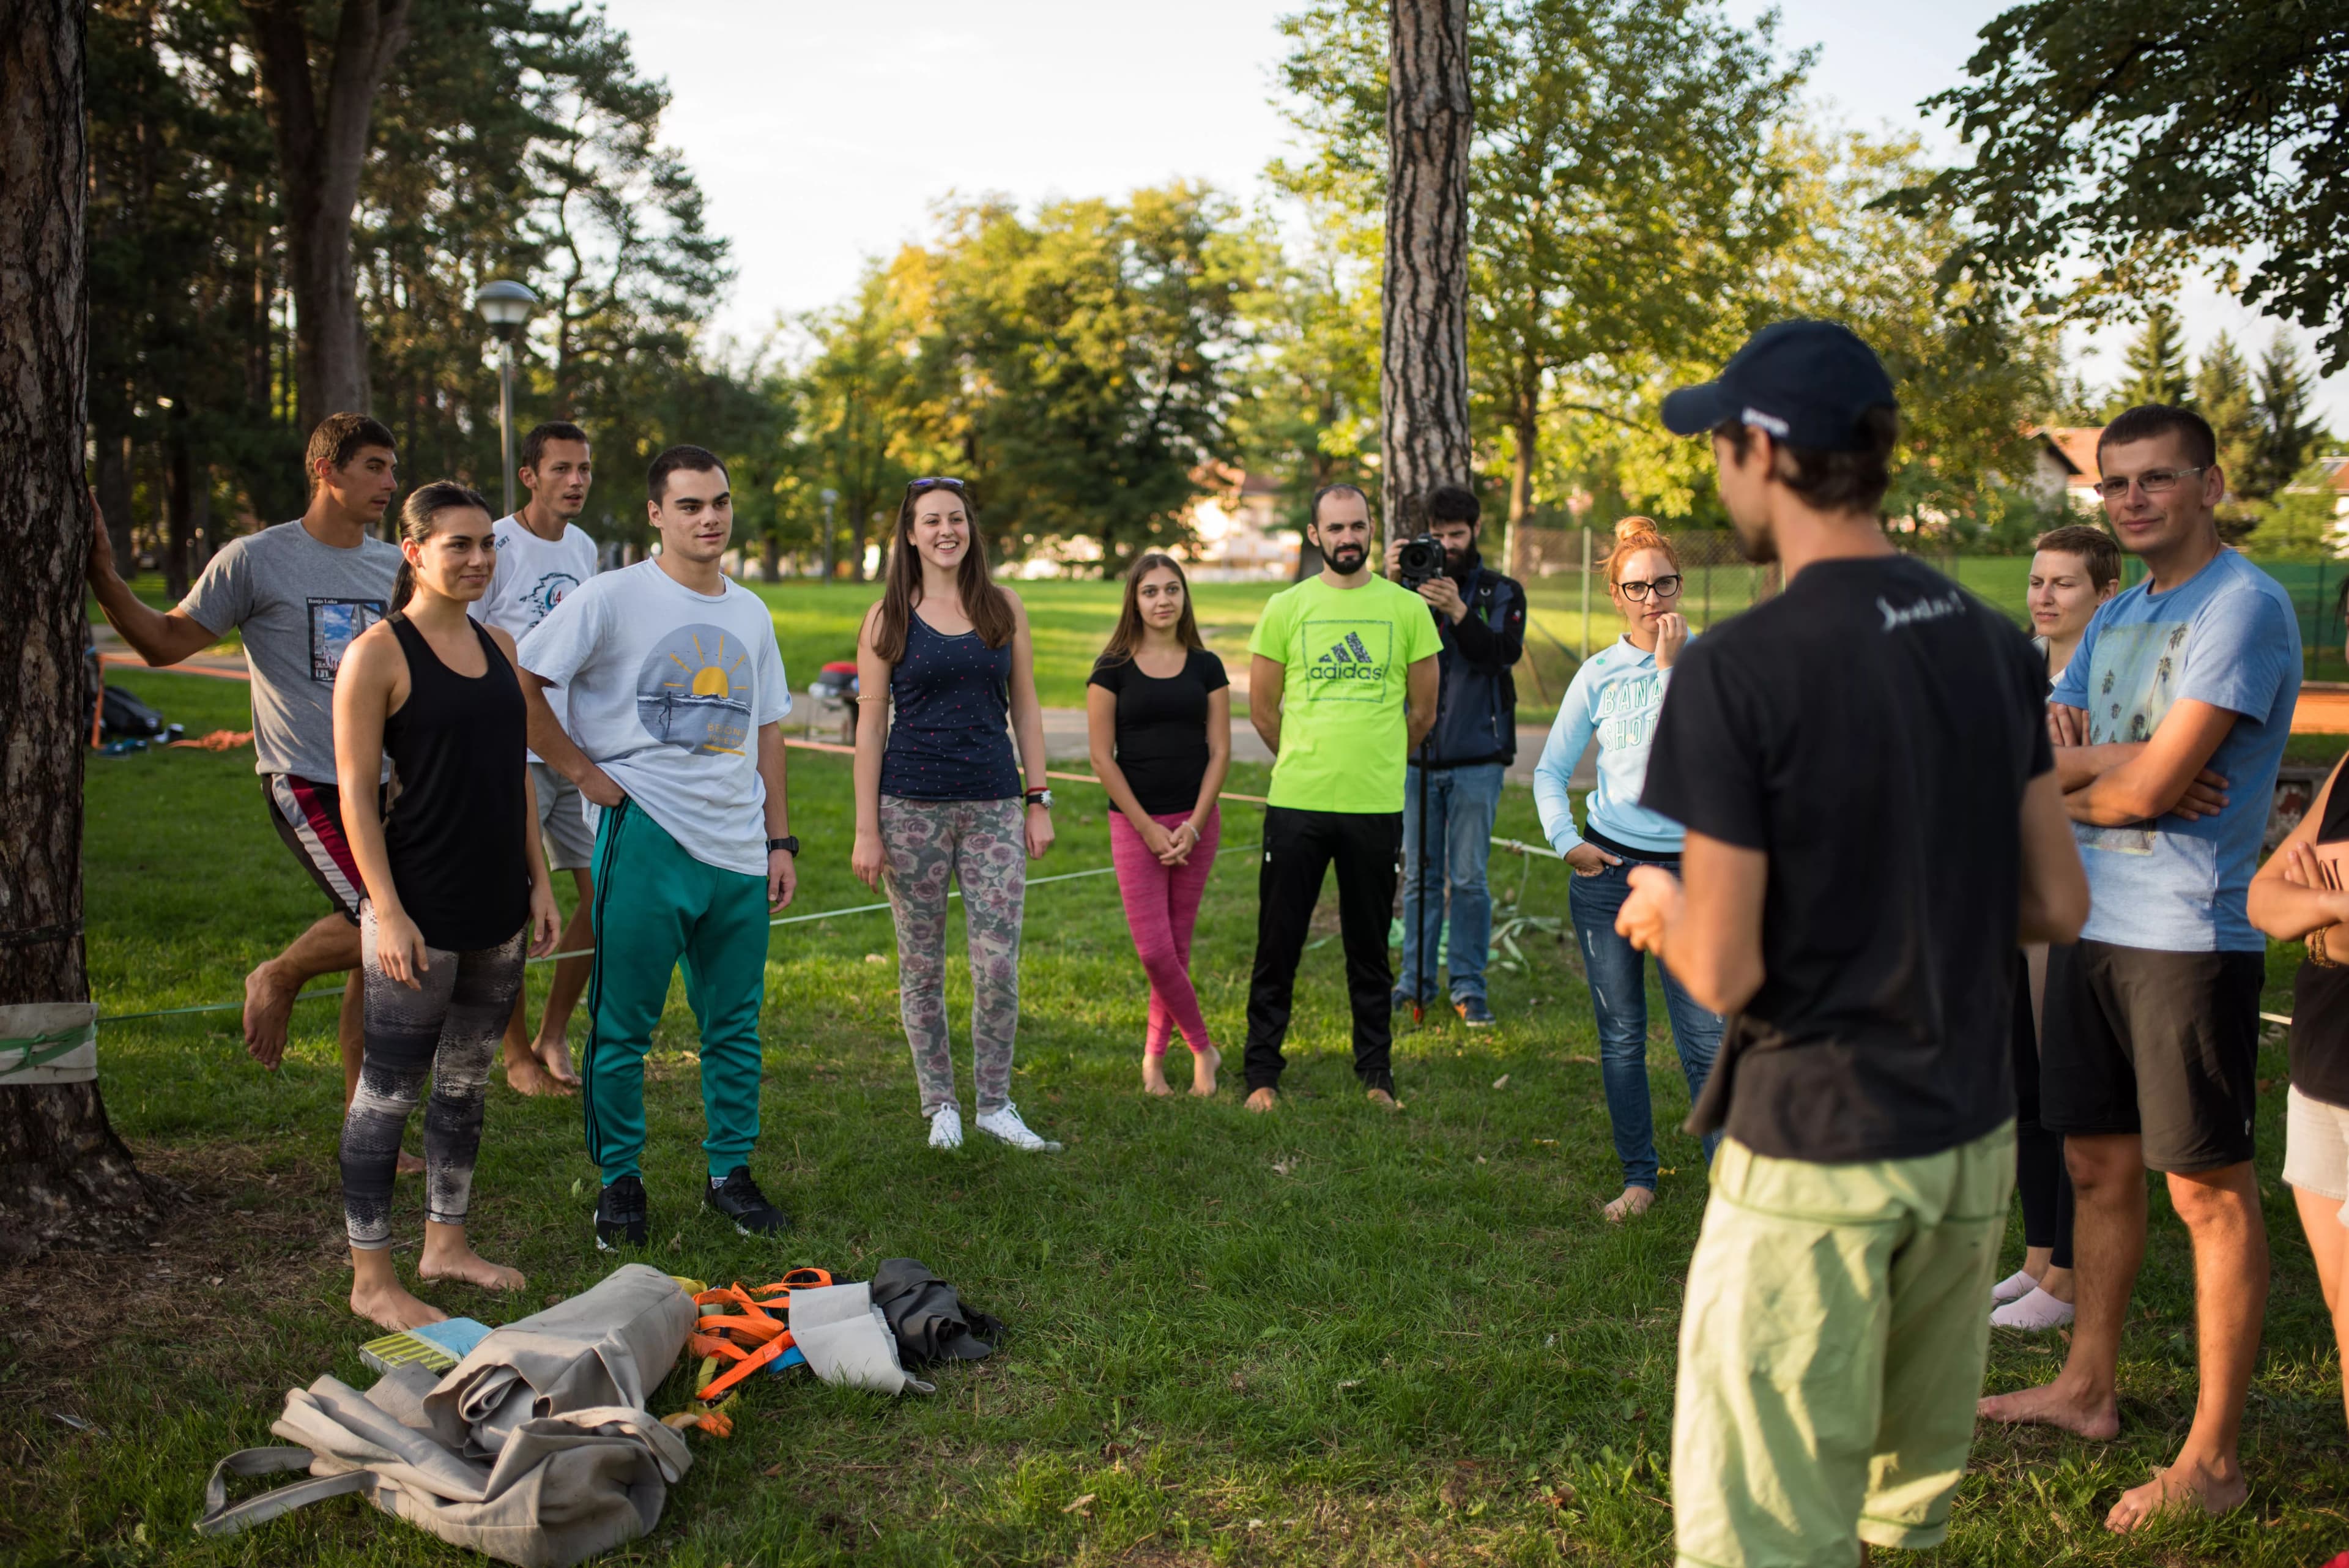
[333,481,558,1331]
[2251,601,2349,1429]
[1087,552,1231,1096]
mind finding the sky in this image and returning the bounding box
[601,0,2347,430]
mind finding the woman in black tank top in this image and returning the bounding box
[2251,598,2349,1430]
[330,481,558,1332]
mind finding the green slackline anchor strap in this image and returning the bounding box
[0,1003,100,1083]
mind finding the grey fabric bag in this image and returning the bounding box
[197,1264,697,1567]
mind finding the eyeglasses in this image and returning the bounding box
[907,476,966,491]
[1617,574,1683,601]
[2094,466,2204,501]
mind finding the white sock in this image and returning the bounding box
[1989,1268,2038,1304]
[1990,1286,2075,1331]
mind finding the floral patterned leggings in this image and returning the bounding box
[881,795,1026,1117]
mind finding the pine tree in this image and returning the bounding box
[2191,332,2258,496]
[2250,332,2324,500]
[2112,303,2189,411]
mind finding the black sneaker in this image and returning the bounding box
[595,1174,648,1250]
[1455,995,1497,1028]
[705,1165,792,1236]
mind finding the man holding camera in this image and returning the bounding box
[1386,485,1527,1027]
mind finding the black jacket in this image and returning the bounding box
[1412,549,1526,768]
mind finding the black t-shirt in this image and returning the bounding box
[1088,648,1230,815]
[2292,759,2349,1107]
[1641,554,2054,1164]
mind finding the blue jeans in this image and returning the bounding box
[1567,855,1726,1189]
[1398,763,1507,1004]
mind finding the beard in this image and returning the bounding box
[1326,541,1368,574]
[1730,516,1777,565]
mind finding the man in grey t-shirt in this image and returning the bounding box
[88,413,401,1114]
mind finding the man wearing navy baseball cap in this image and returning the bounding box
[1614,320,2090,1567]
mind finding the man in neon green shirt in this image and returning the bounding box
[1242,484,1441,1112]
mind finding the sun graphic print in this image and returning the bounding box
[634,623,756,756]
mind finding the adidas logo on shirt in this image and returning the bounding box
[1311,630,1382,681]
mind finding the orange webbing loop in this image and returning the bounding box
[696,1331,795,1400]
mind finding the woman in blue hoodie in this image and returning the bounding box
[1534,516,1724,1222]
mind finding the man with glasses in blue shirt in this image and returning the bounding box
[1981,403,2299,1533]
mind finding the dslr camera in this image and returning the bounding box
[1395,534,1447,590]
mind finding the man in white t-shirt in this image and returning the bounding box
[470,421,599,1096]
[519,444,801,1249]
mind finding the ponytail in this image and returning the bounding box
[390,480,492,614]
[1604,515,1680,585]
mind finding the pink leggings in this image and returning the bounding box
[1109,806,1220,1055]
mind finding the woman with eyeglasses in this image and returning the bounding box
[1534,516,1725,1223]
[851,478,1060,1153]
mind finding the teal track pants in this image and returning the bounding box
[584,798,769,1183]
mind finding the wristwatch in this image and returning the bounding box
[766,835,800,855]
[1025,789,1053,810]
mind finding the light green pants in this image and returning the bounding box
[582,800,770,1184]
[1672,1121,2015,1568]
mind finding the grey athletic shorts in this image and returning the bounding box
[531,759,595,872]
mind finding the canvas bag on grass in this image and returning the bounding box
[197,1264,696,1567]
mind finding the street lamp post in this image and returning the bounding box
[820,488,838,581]
[473,280,539,518]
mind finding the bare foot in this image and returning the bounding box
[505,1051,574,1098]
[242,961,298,1069]
[1190,1044,1221,1098]
[1365,1087,1403,1112]
[396,1150,427,1177]
[351,1276,448,1332]
[1976,1379,2121,1440]
[1245,1087,1278,1113]
[1602,1186,1656,1223]
[1143,1054,1175,1096]
[2104,1457,2248,1533]
[533,1035,581,1087]
[418,1241,527,1293]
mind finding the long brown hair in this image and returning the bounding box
[870,478,1015,663]
[390,480,492,612]
[1098,551,1203,666]
[1603,514,1680,587]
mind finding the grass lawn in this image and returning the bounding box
[15,662,2348,1564]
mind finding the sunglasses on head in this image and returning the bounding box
[907,476,967,492]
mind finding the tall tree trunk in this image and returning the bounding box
[1381,0,1473,553]
[238,0,411,429]
[162,428,196,598]
[92,417,135,572]
[0,0,163,1260]
[1507,383,1538,580]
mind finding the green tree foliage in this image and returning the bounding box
[1275,0,1808,537]
[2111,304,2189,412]
[86,0,751,554]
[2189,332,2259,500]
[2247,459,2345,558]
[2251,332,2328,500]
[794,262,927,579]
[893,186,1250,574]
[1904,0,2349,371]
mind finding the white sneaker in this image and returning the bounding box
[974,1102,1062,1153]
[927,1105,963,1150]
[1990,1267,2038,1305]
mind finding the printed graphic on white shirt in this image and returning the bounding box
[516,568,583,628]
[636,624,755,756]
[2079,618,2191,855]
[308,597,385,682]
[1302,620,1393,702]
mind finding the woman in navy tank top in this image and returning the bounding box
[331,482,559,1331]
[851,478,1060,1154]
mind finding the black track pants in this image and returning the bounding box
[1242,806,1403,1095]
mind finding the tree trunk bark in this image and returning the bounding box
[1507,391,1538,580]
[0,0,165,1260]
[238,0,412,429]
[1381,0,1474,554]
[163,430,195,600]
